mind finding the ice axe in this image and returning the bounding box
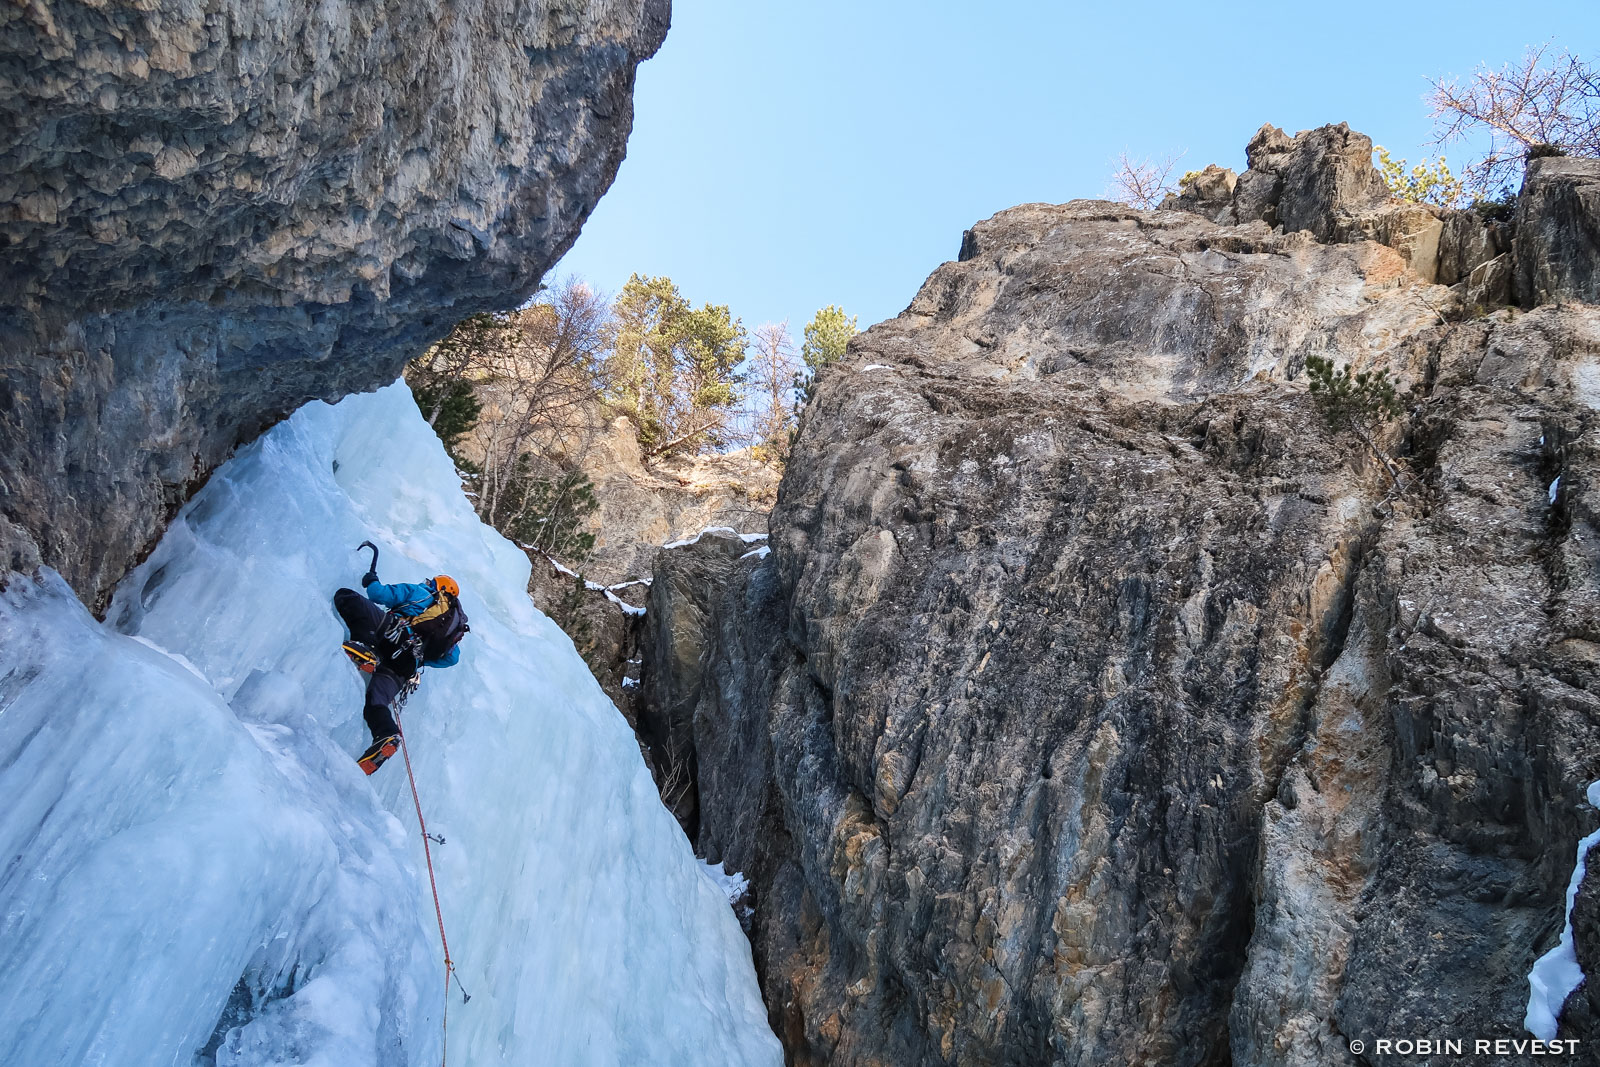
[358,540,380,584]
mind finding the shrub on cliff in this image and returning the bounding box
[1306,354,1408,488]
[1105,151,1184,209]
[495,460,599,563]
[1374,147,1468,208]
[747,321,802,464]
[407,279,611,560]
[409,378,482,468]
[792,305,859,410]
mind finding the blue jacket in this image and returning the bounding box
[365,580,462,668]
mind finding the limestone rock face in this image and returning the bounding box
[0,0,668,605]
[668,150,1600,1062]
[1174,122,1507,292]
[580,415,779,585]
[1515,155,1600,307]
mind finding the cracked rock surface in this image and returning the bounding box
[0,0,667,606]
[653,128,1600,1064]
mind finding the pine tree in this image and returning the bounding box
[1305,355,1408,488]
[606,274,747,457]
[794,305,858,409]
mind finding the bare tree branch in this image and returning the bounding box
[459,278,613,531]
[1428,44,1600,197]
[743,321,800,454]
[1107,150,1186,210]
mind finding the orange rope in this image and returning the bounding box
[397,717,456,1067]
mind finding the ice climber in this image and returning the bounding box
[335,541,469,774]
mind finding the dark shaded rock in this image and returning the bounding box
[1274,123,1389,240]
[1229,123,1386,239]
[1515,156,1600,307]
[678,188,1600,1066]
[1231,124,1293,228]
[1437,208,1510,287]
[0,0,669,607]
[638,529,762,834]
[1570,848,1600,1037]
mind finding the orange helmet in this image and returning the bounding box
[433,575,460,597]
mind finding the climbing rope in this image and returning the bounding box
[396,703,470,1067]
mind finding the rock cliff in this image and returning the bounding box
[577,413,779,586]
[1,0,668,607]
[521,410,777,715]
[650,127,1600,1064]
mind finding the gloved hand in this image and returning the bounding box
[362,568,380,588]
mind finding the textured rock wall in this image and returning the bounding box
[1516,155,1600,306]
[1164,122,1514,293]
[662,128,1600,1065]
[517,409,777,758]
[0,0,668,606]
[576,413,779,585]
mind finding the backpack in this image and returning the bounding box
[383,589,469,664]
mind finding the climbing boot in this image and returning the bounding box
[343,640,379,674]
[357,733,401,775]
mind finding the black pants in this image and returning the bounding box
[334,588,413,740]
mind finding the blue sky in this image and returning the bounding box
[554,0,1595,341]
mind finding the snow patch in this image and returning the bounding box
[1525,780,1600,1040]
[605,590,647,617]
[699,859,752,916]
[861,364,891,372]
[663,526,765,550]
[740,546,771,561]
[1550,476,1562,505]
[530,549,649,615]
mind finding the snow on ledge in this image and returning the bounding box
[1526,780,1600,1039]
[740,546,771,561]
[662,526,768,550]
[698,859,752,917]
[522,546,648,616]
[861,364,892,372]
[605,590,647,617]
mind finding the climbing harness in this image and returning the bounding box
[380,590,468,667]
[393,683,471,1067]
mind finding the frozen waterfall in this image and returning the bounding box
[0,384,781,1067]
